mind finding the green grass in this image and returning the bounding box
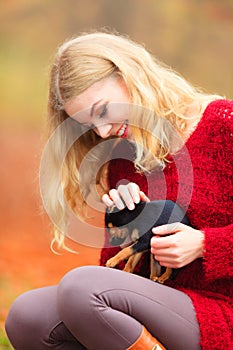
[0,277,33,350]
[0,329,13,350]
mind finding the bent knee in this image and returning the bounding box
[58,266,101,302]
[5,286,58,350]
[58,266,108,293]
[5,291,36,348]
[57,266,109,316]
[57,266,115,332]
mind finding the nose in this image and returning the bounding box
[94,124,112,138]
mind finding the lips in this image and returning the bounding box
[115,120,128,138]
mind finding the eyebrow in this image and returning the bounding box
[90,99,103,117]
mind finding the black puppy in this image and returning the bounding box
[105,200,190,283]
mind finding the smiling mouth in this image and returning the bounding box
[115,120,128,138]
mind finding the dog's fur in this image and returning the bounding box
[105,200,191,283]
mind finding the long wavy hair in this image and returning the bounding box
[43,31,222,250]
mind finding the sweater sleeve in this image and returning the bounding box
[202,223,233,281]
[201,100,233,282]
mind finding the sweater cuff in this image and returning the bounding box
[202,224,233,281]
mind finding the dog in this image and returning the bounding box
[105,200,191,283]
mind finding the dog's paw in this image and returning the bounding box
[105,258,117,268]
[153,273,170,284]
[154,276,165,284]
[151,276,163,284]
[123,265,133,273]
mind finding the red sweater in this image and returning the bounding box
[100,99,233,350]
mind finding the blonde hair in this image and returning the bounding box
[44,31,222,250]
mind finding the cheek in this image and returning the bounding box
[108,104,130,123]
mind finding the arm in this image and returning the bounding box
[150,100,233,280]
[201,102,233,281]
[151,222,233,282]
[202,223,233,281]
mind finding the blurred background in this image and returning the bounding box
[0,0,232,348]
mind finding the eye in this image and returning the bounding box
[99,103,108,119]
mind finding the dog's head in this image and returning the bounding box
[105,202,146,246]
[106,222,130,246]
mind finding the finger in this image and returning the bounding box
[127,182,141,204]
[152,222,184,235]
[102,194,114,207]
[151,251,175,268]
[117,184,135,210]
[156,259,175,268]
[150,236,172,250]
[151,247,182,268]
[151,246,171,257]
[139,191,150,202]
[108,189,125,210]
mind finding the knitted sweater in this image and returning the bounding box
[100,99,233,350]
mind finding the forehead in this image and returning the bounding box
[64,75,129,121]
[64,76,120,117]
[64,81,104,120]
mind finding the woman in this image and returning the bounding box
[5,32,233,350]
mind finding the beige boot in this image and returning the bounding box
[127,326,166,350]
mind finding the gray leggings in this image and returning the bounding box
[5,266,200,350]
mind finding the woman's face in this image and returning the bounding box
[64,75,131,139]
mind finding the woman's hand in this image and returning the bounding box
[102,182,150,210]
[150,223,205,268]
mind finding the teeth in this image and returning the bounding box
[117,121,127,136]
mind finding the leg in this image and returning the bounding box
[58,266,201,350]
[150,253,162,280]
[150,255,173,284]
[5,286,86,350]
[124,252,144,273]
[106,246,133,267]
[155,267,173,284]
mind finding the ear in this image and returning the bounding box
[131,228,139,241]
[108,223,113,228]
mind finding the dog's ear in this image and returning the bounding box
[131,228,139,241]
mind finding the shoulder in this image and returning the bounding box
[204,99,233,122]
[203,99,233,134]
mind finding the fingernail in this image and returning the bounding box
[152,227,160,233]
[128,203,135,210]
